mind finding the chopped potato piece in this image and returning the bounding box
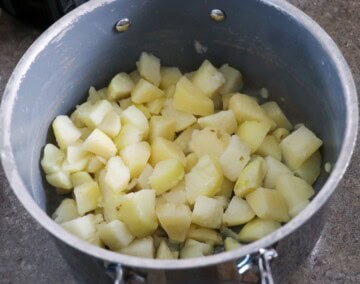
[156,240,176,259]
[218,64,243,95]
[185,153,198,173]
[97,111,121,138]
[238,218,281,242]
[161,98,196,131]
[197,110,237,135]
[217,178,235,198]
[187,226,223,245]
[214,195,229,209]
[119,97,132,109]
[150,137,186,166]
[280,125,323,170]
[174,127,196,154]
[52,115,81,149]
[237,121,271,153]
[107,73,134,101]
[131,78,164,104]
[264,156,292,189]
[120,236,154,258]
[173,76,214,116]
[80,100,114,129]
[149,115,176,142]
[294,151,321,185]
[180,239,213,259]
[272,128,290,143]
[74,181,101,215]
[158,182,187,205]
[192,196,223,229]
[246,187,289,222]
[121,105,149,138]
[129,70,141,84]
[62,214,97,242]
[86,156,105,173]
[256,135,282,161]
[189,128,227,159]
[41,144,65,174]
[98,220,134,250]
[192,60,225,96]
[46,171,72,192]
[137,52,161,86]
[136,164,153,189]
[223,196,255,226]
[103,156,130,193]
[224,237,241,251]
[52,198,79,223]
[146,97,166,115]
[114,123,143,151]
[71,171,93,187]
[83,129,117,159]
[261,102,292,130]
[160,67,182,89]
[120,142,150,178]
[222,93,234,110]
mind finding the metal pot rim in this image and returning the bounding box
[1,0,358,270]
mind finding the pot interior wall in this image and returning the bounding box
[8,0,346,215]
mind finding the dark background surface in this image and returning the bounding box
[0,0,359,283]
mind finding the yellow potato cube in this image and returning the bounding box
[294,151,321,185]
[52,198,79,223]
[118,189,158,237]
[103,156,130,193]
[174,127,196,154]
[98,220,135,250]
[222,93,234,110]
[83,129,117,159]
[86,155,106,173]
[119,97,132,109]
[149,115,176,142]
[261,101,292,130]
[74,181,101,215]
[62,214,98,242]
[46,171,72,192]
[149,159,185,195]
[71,171,93,187]
[114,124,143,151]
[160,67,182,89]
[158,182,187,205]
[134,103,151,119]
[120,236,154,259]
[280,125,323,170]
[218,64,243,95]
[129,70,141,84]
[187,226,222,245]
[224,237,241,251]
[156,203,192,242]
[234,157,267,197]
[146,97,166,115]
[107,73,134,101]
[264,156,293,188]
[161,98,196,132]
[121,105,149,138]
[191,60,225,96]
[52,115,82,149]
[219,135,251,181]
[41,144,65,174]
[131,78,164,104]
[197,110,237,135]
[272,128,290,143]
[185,155,223,204]
[238,218,281,242]
[80,100,114,129]
[136,164,153,189]
[180,239,213,259]
[189,128,227,159]
[137,52,161,86]
[156,240,176,259]
[185,153,198,173]
[246,187,289,222]
[223,196,255,226]
[150,137,186,166]
[192,196,223,229]
[87,86,106,103]
[173,76,214,116]
[120,142,150,178]
[217,178,235,198]
[256,135,282,161]
[97,111,121,138]
[237,121,271,153]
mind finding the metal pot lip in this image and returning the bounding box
[0,0,358,270]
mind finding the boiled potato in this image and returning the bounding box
[146,97,166,115]
[192,196,223,229]
[238,218,281,242]
[83,129,117,159]
[136,163,153,189]
[157,182,187,205]
[256,135,282,161]
[264,156,293,189]
[237,121,271,153]
[41,144,65,174]
[180,239,213,259]
[52,198,79,223]
[150,137,186,166]
[294,151,321,185]
[137,52,161,86]
[223,196,255,226]
[224,237,241,251]
[98,220,134,250]
[161,98,196,131]
[185,153,198,173]
[80,100,113,129]
[160,67,182,89]
[121,105,149,138]
[187,226,223,245]
[156,240,176,259]
[114,123,143,150]
[46,171,72,192]
[189,128,227,158]
[107,73,134,101]
[197,110,237,135]
[103,156,130,193]
[71,171,93,187]
[74,181,101,215]
[62,214,98,243]
[97,111,121,138]
[52,115,82,149]
[149,115,176,142]
[174,126,196,154]
[120,142,150,178]
[119,236,154,258]
[261,101,292,130]
[218,64,243,95]
[131,78,164,104]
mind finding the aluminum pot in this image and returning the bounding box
[0,0,358,283]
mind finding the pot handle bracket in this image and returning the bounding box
[106,263,146,284]
[236,247,278,284]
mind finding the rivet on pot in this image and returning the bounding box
[210,9,226,22]
[115,18,131,32]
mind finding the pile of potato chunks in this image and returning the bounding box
[41,52,323,259]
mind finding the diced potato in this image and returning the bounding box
[46,171,72,192]
[150,137,186,166]
[237,121,271,153]
[185,155,223,204]
[180,239,213,259]
[272,128,290,143]
[173,76,214,116]
[185,153,198,173]
[71,171,93,187]
[120,236,154,259]
[238,218,281,242]
[218,64,243,95]
[83,129,117,159]
[191,60,225,96]
[174,127,196,154]
[137,52,161,86]
[66,142,89,164]
[160,67,182,89]
[118,189,158,238]
[135,103,152,119]
[187,226,223,245]
[214,195,229,209]
[62,214,97,242]
[120,142,150,178]
[41,144,65,174]
[74,181,101,215]
[107,73,134,101]
[212,92,223,111]
[52,198,79,223]
[114,124,143,151]
[264,156,293,188]
[256,135,282,161]
[224,237,241,251]
[294,151,321,185]
[197,110,237,135]
[219,135,251,181]
[222,93,234,110]
[261,102,292,130]
[146,97,166,115]
[192,196,223,229]
[158,181,187,205]
[86,155,105,173]
[62,157,89,173]
[234,157,267,197]
[52,115,82,149]
[149,115,176,142]
[276,174,314,217]
[229,94,275,128]
[98,111,121,138]
[161,98,196,132]
[98,220,134,250]
[121,105,149,138]
[80,100,114,129]
[150,159,185,195]
[189,128,227,159]
[156,240,176,259]
[164,85,176,97]
[280,125,323,170]
[78,127,92,140]
[156,203,192,242]
[129,70,141,84]
[103,156,130,193]
[136,164,153,189]
[217,178,235,198]
[119,97,132,109]
[246,187,289,222]
[223,196,255,226]
[131,78,164,104]
[87,86,105,103]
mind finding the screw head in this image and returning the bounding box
[115,18,131,32]
[210,9,226,22]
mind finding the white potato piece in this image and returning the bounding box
[120,236,154,259]
[156,240,176,259]
[71,171,93,187]
[98,220,134,250]
[192,196,223,229]
[74,181,101,215]
[189,128,227,159]
[146,97,166,115]
[217,178,235,198]
[52,115,81,149]
[121,105,149,138]
[120,142,150,178]
[107,73,134,101]
[86,156,106,173]
[174,127,196,154]
[131,78,164,104]
[98,111,121,138]
[46,171,72,193]
[149,115,176,142]
[294,151,321,185]
[83,129,117,159]
[197,110,237,135]
[137,52,161,86]
[103,156,130,193]
[272,128,290,143]
[136,164,153,189]
[185,153,198,173]
[264,156,293,189]
[223,196,255,226]
[180,239,213,259]
[158,182,187,205]
[114,124,143,151]
[161,98,196,132]
[224,237,241,251]
[218,64,243,95]
[41,144,65,174]
[237,121,271,153]
[238,218,281,242]
[52,198,79,223]
[62,214,97,242]
[261,101,292,130]
[80,100,114,129]
[160,67,182,89]
[150,137,186,166]
[129,70,141,84]
[256,135,282,161]
[186,226,223,245]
